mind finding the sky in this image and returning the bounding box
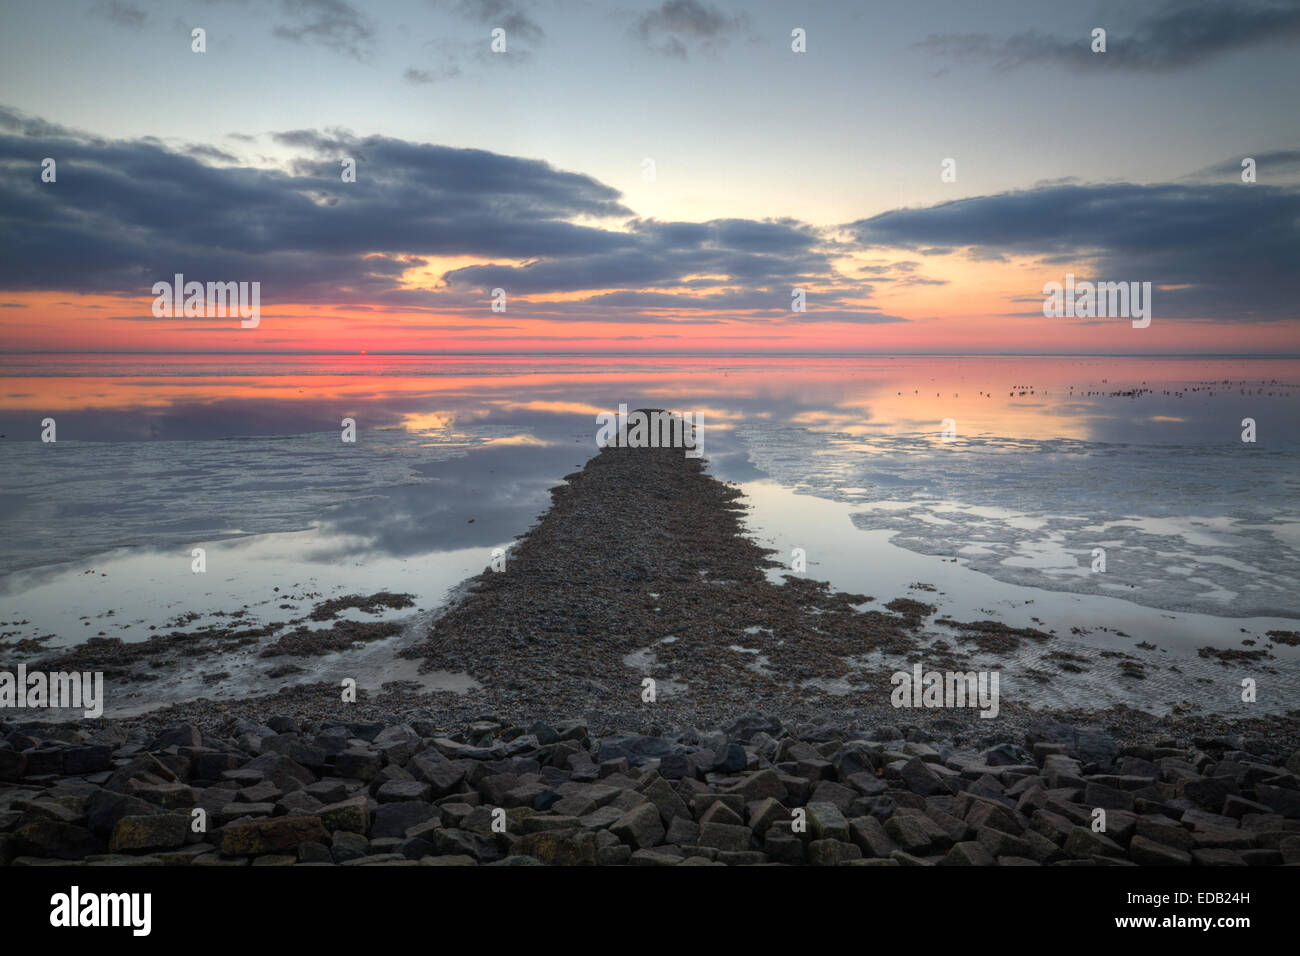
[0,0,1298,354]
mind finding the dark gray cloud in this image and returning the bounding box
[403,63,462,84]
[0,106,84,139]
[183,143,240,163]
[917,0,1300,72]
[0,107,904,325]
[631,0,753,59]
[1187,149,1300,182]
[443,217,831,293]
[90,0,148,29]
[0,109,630,300]
[440,0,546,45]
[272,0,376,60]
[848,180,1300,320]
[854,259,948,286]
[402,6,539,82]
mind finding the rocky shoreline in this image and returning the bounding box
[2,711,1298,866]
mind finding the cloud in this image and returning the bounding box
[0,108,631,301]
[631,0,753,59]
[272,0,376,61]
[854,259,948,285]
[403,64,462,84]
[1186,149,1300,183]
[90,1,148,29]
[403,5,541,85]
[440,0,545,45]
[442,217,832,293]
[183,143,240,163]
[0,107,902,326]
[847,180,1300,320]
[0,105,84,139]
[916,0,1300,72]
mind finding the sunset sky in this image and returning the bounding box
[1,0,1298,354]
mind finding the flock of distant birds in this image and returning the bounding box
[895,379,1296,399]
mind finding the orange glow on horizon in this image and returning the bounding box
[1,283,1295,355]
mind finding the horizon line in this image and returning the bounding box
[4,351,1299,359]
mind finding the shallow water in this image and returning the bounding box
[1,353,1296,717]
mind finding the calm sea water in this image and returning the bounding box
[1,353,1297,715]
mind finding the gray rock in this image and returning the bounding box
[725,714,782,742]
[84,791,160,837]
[697,821,751,853]
[372,801,438,838]
[629,848,681,866]
[665,817,699,845]
[1175,775,1236,809]
[1191,848,1247,866]
[596,736,675,767]
[376,780,432,803]
[889,849,935,866]
[699,801,744,827]
[725,769,786,804]
[844,772,889,797]
[330,831,370,863]
[1135,815,1196,850]
[1084,780,1134,811]
[849,816,898,858]
[334,749,383,782]
[1255,784,1300,819]
[514,830,597,865]
[807,839,862,865]
[1277,835,1300,864]
[318,796,369,834]
[1026,719,1117,769]
[638,775,691,822]
[763,829,805,864]
[610,802,665,849]
[277,790,323,815]
[809,780,857,811]
[149,724,202,750]
[0,748,26,781]
[297,841,332,863]
[899,757,952,797]
[1285,750,1300,776]
[303,780,349,804]
[221,816,329,856]
[598,844,633,865]
[1062,826,1126,860]
[261,736,328,769]
[745,797,789,836]
[244,754,313,791]
[658,754,692,780]
[713,744,748,774]
[964,797,1024,835]
[885,812,950,853]
[108,814,188,853]
[62,745,113,776]
[12,818,104,859]
[943,841,996,866]
[1129,835,1192,865]
[975,826,1036,859]
[806,802,850,842]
